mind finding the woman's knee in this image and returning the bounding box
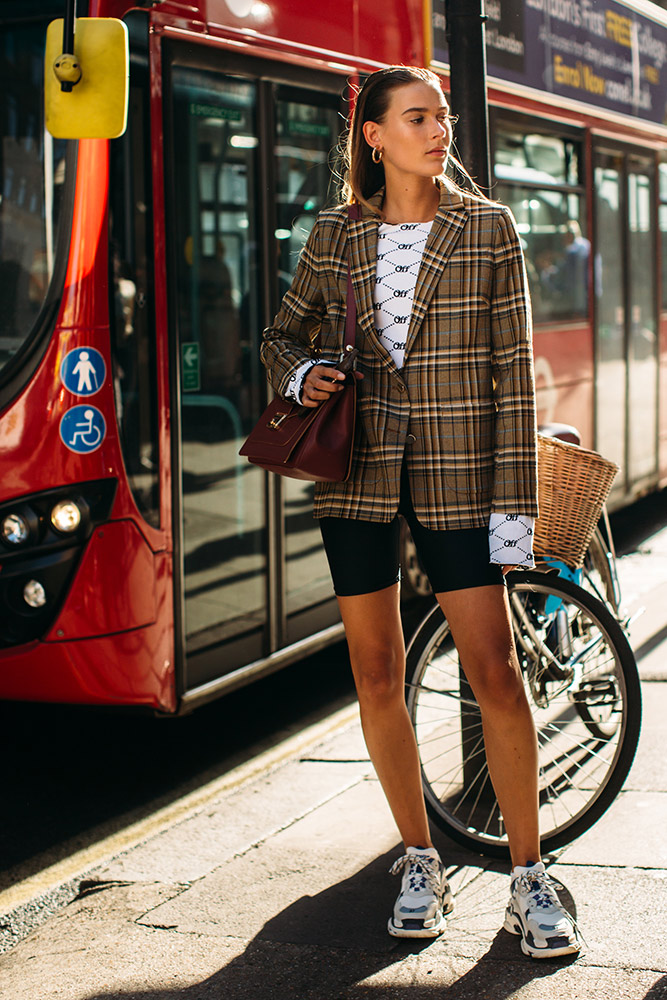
[350,644,404,707]
[466,653,525,714]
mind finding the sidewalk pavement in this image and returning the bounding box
[1,682,666,998]
[1,547,667,999]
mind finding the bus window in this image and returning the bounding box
[168,66,266,656]
[627,158,657,483]
[109,13,159,528]
[594,149,658,491]
[0,16,68,380]
[493,125,588,323]
[659,163,667,312]
[273,88,341,628]
[594,154,625,476]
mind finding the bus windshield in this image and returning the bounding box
[0,15,69,378]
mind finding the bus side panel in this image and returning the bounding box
[0,134,175,709]
[163,0,425,67]
[533,323,594,447]
[0,609,175,711]
[0,140,113,495]
[44,521,157,639]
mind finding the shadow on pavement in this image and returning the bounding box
[611,486,667,556]
[73,848,580,1000]
[644,978,667,999]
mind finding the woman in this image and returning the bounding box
[261,66,580,960]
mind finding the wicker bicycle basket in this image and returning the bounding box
[533,434,619,569]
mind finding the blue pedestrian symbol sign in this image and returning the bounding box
[60,347,106,396]
[60,405,106,454]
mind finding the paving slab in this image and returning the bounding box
[624,681,667,791]
[619,548,667,681]
[133,773,667,971]
[2,660,667,999]
[556,790,667,868]
[97,724,370,884]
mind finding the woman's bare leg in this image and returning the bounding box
[436,584,540,868]
[337,584,431,849]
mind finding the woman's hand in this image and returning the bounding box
[502,565,517,575]
[301,364,346,408]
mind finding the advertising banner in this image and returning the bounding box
[431,1,667,126]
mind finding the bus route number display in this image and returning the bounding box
[430,0,667,126]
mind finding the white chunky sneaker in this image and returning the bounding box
[504,861,582,959]
[387,846,453,938]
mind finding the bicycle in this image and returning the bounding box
[405,568,641,858]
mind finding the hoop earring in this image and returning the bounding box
[371,146,383,164]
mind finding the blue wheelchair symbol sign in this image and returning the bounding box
[60,405,106,454]
[60,347,106,396]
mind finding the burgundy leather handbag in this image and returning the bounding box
[239,208,359,483]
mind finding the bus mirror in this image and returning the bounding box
[44,18,129,139]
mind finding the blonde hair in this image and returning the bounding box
[342,66,484,215]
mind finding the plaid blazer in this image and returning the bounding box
[260,181,538,529]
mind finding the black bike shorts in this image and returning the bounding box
[319,466,505,597]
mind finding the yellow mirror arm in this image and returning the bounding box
[54,0,80,92]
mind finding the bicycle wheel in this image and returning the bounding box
[581,525,621,616]
[405,570,641,858]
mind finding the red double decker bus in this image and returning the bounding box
[0,0,665,712]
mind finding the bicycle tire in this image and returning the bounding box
[581,526,620,615]
[405,570,641,859]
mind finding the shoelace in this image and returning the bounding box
[517,869,563,910]
[516,868,587,949]
[389,853,441,895]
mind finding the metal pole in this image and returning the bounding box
[62,0,77,55]
[60,0,78,92]
[445,0,498,821]
[444,0,491,191]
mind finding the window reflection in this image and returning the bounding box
[594,158,625,473]
[274,92,341,627]
[495,128,580,185]
[627,162,657,482]
[494,126,587,322]
[170,67,265,653]
[659,163,667,311]
[0,19,67,375]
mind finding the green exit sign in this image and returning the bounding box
[181,342,200,392]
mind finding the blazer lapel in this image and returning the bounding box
[347,190,408,370]
[347,192,382,350]
[404,181,469,357]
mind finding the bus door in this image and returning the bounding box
[164,46,343,696]
[593,147,658,500]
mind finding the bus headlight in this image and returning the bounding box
[24,579,47,608]
[51,500,82,534]
[2,512,30,546]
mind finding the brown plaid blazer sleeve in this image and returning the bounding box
[260,218,347,396]
[490,207,538,515]
[260,183,538,529]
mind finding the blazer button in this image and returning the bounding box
[406,433,417,444]
[396,382,406,393]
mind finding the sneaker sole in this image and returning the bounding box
[504,910,581,959]
[387,914,448,939]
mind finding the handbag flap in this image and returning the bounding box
[239,396,320,460]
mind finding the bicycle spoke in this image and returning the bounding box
[407,572,640,856]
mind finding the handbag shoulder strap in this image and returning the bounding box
[344,202,361,352]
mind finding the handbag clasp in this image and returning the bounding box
[268,412,288,430]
